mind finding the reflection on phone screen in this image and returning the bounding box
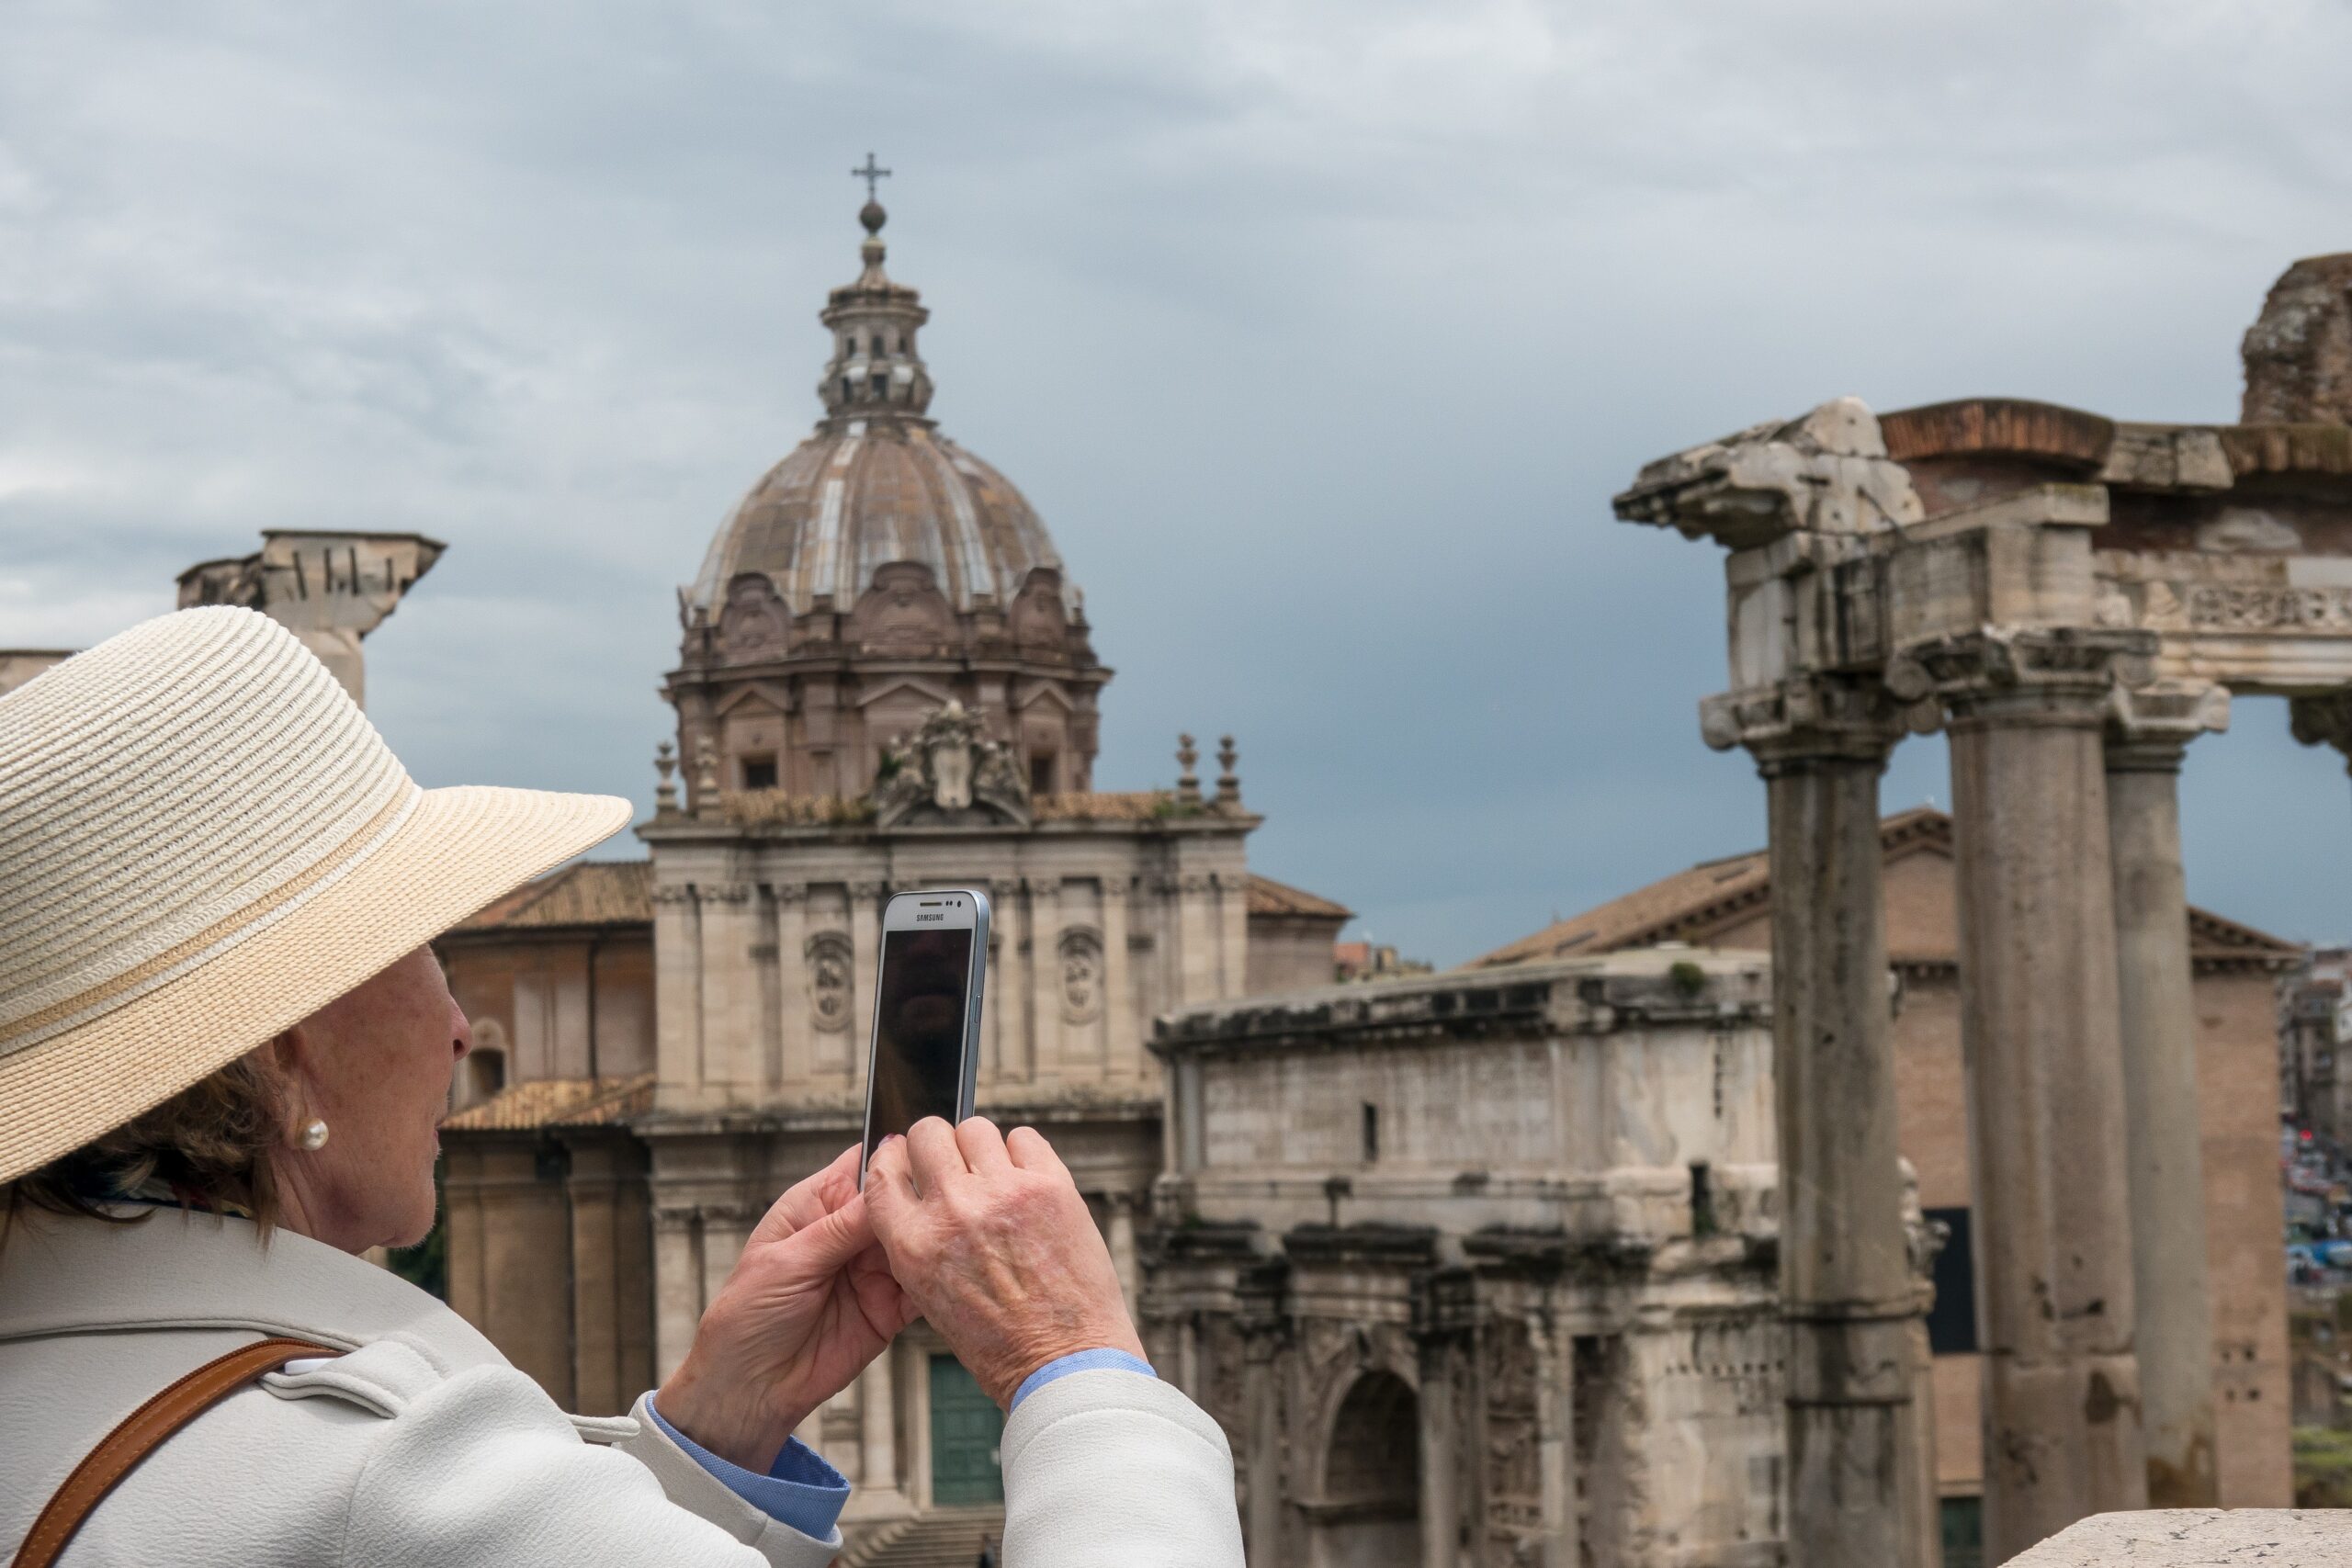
[865,924,975,1162]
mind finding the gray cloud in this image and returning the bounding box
[6,0,2352,963]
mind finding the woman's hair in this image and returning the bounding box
[3,1049,288,1234]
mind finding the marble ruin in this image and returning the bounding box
[0,528,440,704]
[1148,950,1893,1568]
[1614,255,2352,1563]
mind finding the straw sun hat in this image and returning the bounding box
[0,606,631,1184]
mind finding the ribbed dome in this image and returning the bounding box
[684,196,1081,623]
[664,193,1109,810]
[686,422,1076,618]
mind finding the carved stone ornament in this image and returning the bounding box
[1058,927,1105,1024]
[806,931,854,1032]
[870,699,1030,827]
[719,573,787,662]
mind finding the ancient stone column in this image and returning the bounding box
[2108,682,2228,1507]
[1927,631,2150,1559]
[1703,673,1926,1568]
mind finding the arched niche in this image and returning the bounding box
[1314,1370,1423,1568]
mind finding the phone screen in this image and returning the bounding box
[863,923,976,1163]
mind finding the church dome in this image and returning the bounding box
[685,423,1072,620]
[664,184,1108,808]
[684,194,1080,626]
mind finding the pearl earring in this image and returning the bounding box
[299,1119,330,1151]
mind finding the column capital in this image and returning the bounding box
[1700,674,1919,770]
[1888,626,2157,729]
[2291,689,2352,775]
[2107,682,2230,773]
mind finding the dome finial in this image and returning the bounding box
[852,152,891,236]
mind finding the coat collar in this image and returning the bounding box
[0,1207,505,1376]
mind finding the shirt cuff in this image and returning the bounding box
[1011,1348,1157,1410]
[644,1395,850,1540]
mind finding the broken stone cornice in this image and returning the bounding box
[1612,397,1926,550]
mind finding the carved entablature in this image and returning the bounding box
[869,699,1031,828]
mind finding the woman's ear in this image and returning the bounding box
[262,1026,316,1133]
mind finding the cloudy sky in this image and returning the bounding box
[7,0,2352,964]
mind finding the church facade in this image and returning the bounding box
[438,191,1349,1542]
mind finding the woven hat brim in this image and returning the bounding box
[0,784,633,1185]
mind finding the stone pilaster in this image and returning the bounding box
[1100,875,1137,1078]
[772,886,809,1086]
[2106,682,2227,1507]
[651,885,702,1105]
[1913,628,2154,1559]
[1702,671,1927,1568]
[1530,1314,1577,1568]
[1176,873,1218,1007]
[849,879,885,1069]
[1028,877,1062,1081]
[1241,1320,1285,1565]
[696,883,759,1098]
[650,1203,701,1382]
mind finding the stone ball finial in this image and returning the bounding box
[2244,253,2352,425]
[860,199,888,236]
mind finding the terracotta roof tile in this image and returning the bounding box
[1465,808,2299,970]
[456,860,652,931]
[1246,873,1353,920]
[440,1074,655,1132]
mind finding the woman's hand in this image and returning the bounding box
[656,1143,916,1472]
[865,1118,1144,1409]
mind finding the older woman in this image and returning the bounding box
[0,608,1243,1567]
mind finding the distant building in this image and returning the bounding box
[2281,948,2352,1142]
[1333,940,1432,985]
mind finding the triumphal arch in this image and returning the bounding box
[1617,254,2352,1566]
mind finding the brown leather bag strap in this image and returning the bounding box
[11,1336,340,1568]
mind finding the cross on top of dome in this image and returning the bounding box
[820,156,933,424]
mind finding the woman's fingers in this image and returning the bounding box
[749,1143,866,1246]
[954,1116,1013,1175]
[864,1134,922,1243]
[903,1115,969,1196]
[1004,1123,1066,1174]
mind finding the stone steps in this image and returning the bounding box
[838,1507,1006,1568]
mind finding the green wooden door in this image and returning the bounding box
[929,1354,1004,1506]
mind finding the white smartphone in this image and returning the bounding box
[859,887,990,1181]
